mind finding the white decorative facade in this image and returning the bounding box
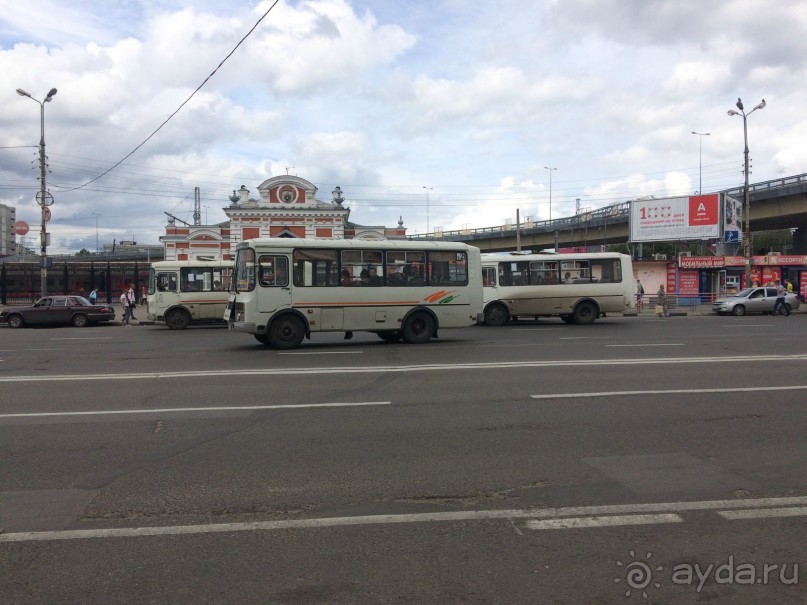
[161,176,406,261]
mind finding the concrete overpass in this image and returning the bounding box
[410,172,807,253]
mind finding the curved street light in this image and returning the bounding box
[728,97,766,287]
[16,86,58,297]
[544,167,557,222]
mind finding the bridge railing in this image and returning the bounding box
[414,171,807,241]
[408,201,631,240]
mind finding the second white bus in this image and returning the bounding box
[225,238,482,348]
[147,260,233,329]
[481,252,634,325]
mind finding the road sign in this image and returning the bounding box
[42,207,52,222]
[724,230,740,244]
[13,220,29,235]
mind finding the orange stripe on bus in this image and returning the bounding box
[293,301,423,307]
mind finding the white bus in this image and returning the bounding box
[225,238,482,348]
[147,260,233,329]
[480,252,634,325]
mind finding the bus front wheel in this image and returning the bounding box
[268,315,305,349]
[401,312,435,344]
[254,333,270,345]
[484,303,509,326]
[166,309,191,330]
[572,301,598,325]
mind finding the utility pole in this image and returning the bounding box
[16,87,57,297]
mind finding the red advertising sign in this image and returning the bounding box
[678,270,700,296]
[688,194,719,226]
[666,263,676,295]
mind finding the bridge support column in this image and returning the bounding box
[793,226,807,254]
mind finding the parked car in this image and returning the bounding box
[712,287,800,316]
[0,296,117,328]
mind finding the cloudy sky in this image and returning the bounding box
[2,0,806,253]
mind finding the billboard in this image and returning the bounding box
[724,194,743,244]
[630,194,719,242]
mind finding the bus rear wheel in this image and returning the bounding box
[572,301,598,325]
[254,333,270,345]
[401,312,435,344]
[484,303,508,326]
[166,309,190,330]
[268,315,305,349]
[560,314,575,324]
[376,330,402,343]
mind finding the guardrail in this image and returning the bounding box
[724,171,807,197]
[410,171,807,241]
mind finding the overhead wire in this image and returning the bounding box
[53,0,281,193]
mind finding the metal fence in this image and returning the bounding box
[0,261,149,305]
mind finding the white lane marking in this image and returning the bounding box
[49,337,114,341]
[1,496,804,543]
[718,507,807,521]
[0,348,62,352]
[278,351,365,356]
[1,354,806,383]
[531,385,807,400]
[0,401,391,419]
[607,343,685,347]
[558,336,612,340]
[525,513,683,530]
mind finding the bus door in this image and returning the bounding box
[258,254,292,314]
[155,272,178,311]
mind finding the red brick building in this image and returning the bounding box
[161,176,406,261]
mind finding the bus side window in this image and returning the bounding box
[158,273,177,292]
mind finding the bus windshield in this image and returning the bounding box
[234,247,257,293]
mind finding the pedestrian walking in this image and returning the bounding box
[657,284,669,317]
[89,288,98,304]
[771,279,790,316]
[127,284,137,320]
[635,279,645,312]
[120,289,133,325]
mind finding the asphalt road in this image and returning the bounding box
[1,315,805,604]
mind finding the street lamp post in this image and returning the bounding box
[422,186,433,235]
[691,131,710,194]
[16,86,57,297]
[728,98,766,287]
[92,212,100,253]
[544,167,557,221]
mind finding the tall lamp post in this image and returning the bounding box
[17,86,57,297]
[544,166,557,221]
[422,186,433,235]
[92,212,100,253]
[728,98,766,287]
[691,131,710,194]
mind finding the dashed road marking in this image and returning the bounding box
[0,401,391,419]
[1,496,804,543]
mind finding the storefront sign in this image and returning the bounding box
[678,256,725,268]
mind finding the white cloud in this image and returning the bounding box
[1,0,805,251]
